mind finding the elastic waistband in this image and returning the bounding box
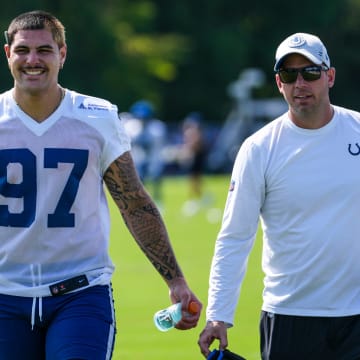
[0,271,112,297]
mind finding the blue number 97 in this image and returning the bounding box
[0,148,88,228]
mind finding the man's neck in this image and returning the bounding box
[13,86,65,123]
[289,104,334,130]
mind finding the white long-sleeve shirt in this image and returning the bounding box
[207,105,360,325]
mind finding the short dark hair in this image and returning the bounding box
[5,10,66,48]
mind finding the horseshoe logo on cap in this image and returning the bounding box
[289,35,306,48]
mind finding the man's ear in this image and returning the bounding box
[275,74,285,95]
[327,67,336,89]
[4,43,11,60]
[59,44,67,69]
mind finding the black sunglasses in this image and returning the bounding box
[276,65,329,84]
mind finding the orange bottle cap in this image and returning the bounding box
[188,301,200,314]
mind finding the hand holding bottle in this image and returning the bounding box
[154,301,201,331]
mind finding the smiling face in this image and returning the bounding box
[275,53,336,129]
[4,28,67,97]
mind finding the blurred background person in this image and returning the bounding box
[178,112,209,216]
[121,100,167,209]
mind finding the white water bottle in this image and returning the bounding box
[153,301,200,332]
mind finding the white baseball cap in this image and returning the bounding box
[274,33,330,71]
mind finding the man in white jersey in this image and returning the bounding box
[198,32,360,359]
[0,10,202,360]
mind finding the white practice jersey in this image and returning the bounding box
[207,105,360,325]
[0,89,130,297]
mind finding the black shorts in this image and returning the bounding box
[260,311,360,360]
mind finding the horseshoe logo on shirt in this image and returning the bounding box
[348,143,360,156]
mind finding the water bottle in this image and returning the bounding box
[153,301,199,332]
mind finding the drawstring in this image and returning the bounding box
[31,297,36,331]
[39,297,43,323]
[30,264,43,330]
[38,264,43,323]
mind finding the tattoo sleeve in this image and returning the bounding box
[104,151,183,282]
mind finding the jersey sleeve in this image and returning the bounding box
[100,112,131,174]
[70,92,131,175]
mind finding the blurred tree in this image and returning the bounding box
[0,0,359,122]
[153,0,348,121]
[102,0,191,111]
[327,0,360,110]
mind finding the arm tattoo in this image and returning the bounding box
[104,152,183,281]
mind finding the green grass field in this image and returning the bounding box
[109,175,263,360]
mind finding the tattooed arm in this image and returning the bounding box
[104,151,181,282]
[104,151,202,329]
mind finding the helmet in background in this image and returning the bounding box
[130,100,154,120]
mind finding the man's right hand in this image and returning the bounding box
[198,320,228,358]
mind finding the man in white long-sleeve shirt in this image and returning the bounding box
[198,32,360,360]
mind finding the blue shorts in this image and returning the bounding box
[0,285,116,360]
